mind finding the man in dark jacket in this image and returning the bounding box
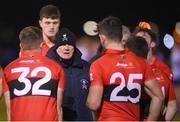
[46,28,93,121]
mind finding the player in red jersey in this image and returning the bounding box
[134,27,177,121]
[86,16,163,121]
[0,66,3,97]
[39,4,61,55]
[3,26,64,121]
[20,4,61,56]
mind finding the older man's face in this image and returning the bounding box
[56,44,74,60]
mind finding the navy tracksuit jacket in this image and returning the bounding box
[46,47,93,121]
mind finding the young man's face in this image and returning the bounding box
[56,44,74,60]
[39,17,60,38]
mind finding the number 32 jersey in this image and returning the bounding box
[3,51,64,121]
[90,49,155,121]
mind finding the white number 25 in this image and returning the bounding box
[110,72,142,103]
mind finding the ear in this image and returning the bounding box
[99,34,106,44]
[150,41,156,48]
[39,20,42,28]
[122,39,127,46]
[19,43,22,48]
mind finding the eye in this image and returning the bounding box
[53,22,58,25]
[45,22,50,25]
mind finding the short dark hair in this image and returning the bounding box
[97,16,123,42]
[39,4,61,20]
[19,26,42,50]
[125,36,148,58]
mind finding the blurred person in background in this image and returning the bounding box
[121,25,132,45]
[20,4,61,56]
[171,23,180,114]
[76,36,100,62]
[3,26,64,121]
[46,28,93,121]
[86,16,163,121]
[133,22,177,121]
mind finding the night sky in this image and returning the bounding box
[1,0,179,34]
[0,0,179,66]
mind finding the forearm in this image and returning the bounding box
[6,107,11,121]
[0,84,2,98]
[86,86,103,111]
[147,96,163,121]
[165,101,177,121]
[4,92,11,121]
[0,78,2,98]
[57,88,63,121]
[57,107,63,121]
[144,79,164,121]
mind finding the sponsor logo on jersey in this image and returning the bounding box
[19,60,34,63]
[116,63,128,67]
[116,62,135,68]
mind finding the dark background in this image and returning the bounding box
[0,0,179,67]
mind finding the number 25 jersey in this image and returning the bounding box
[90,49,155,121]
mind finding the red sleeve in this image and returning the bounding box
[58,66,64,89]
[157,58,173,81]
[162,66,173,81]
[144,63,155,82]
[89,62,103,87]
[168,81,176,101]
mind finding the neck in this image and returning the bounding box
[43,34,55,48]
[23,48,41,52]
[105,41,125,51]
[147,49,155,64]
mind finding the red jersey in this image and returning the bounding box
[41,41,50,56]
[153,56,176,101]
[140,56,176,120]
[3,51,64,121]
[19,40,50,57]
[90,49,155,121]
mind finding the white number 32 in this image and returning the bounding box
[11,66,52,96]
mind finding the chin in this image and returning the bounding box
[48,33,56,37]
[62,56,71,60]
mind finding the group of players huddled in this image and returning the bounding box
[0,4,177,121]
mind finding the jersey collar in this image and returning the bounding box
[103,48,128,55]
[21,51,42,58]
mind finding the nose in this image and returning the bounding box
[49,23,55,28]
[64,44,70,50]
[65,44,71,47]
